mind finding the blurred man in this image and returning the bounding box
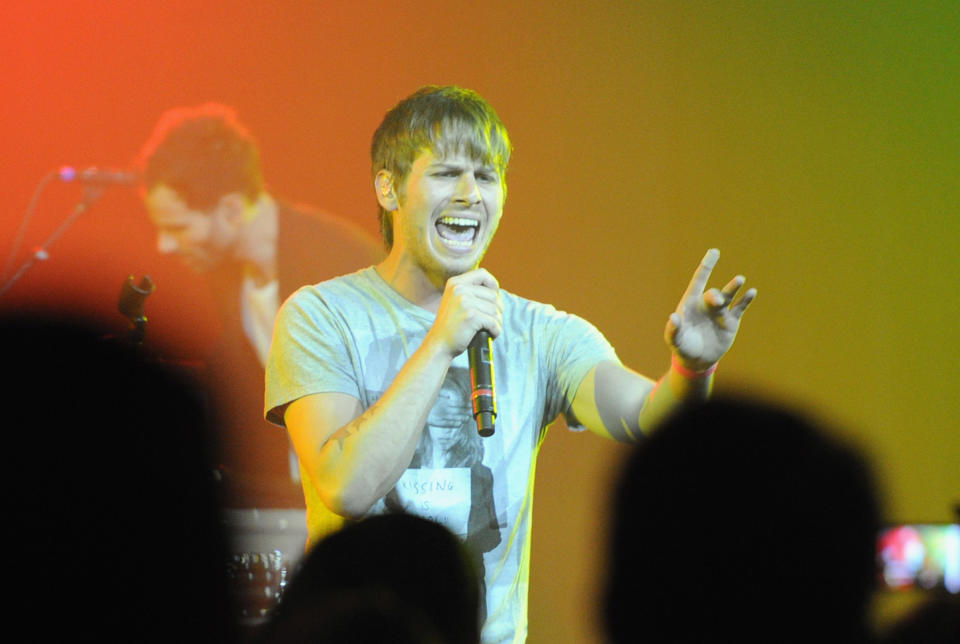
[265,86,756,643]
[138,103,381,509]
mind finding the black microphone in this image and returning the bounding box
[468,330,497,437]
[58,166,139,186]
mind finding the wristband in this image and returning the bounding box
[671,354,717,379]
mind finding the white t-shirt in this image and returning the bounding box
[265,267,618,644]
[240,273,279,368]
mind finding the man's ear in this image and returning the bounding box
[374,170,398,211]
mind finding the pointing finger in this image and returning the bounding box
[683,248,720,300]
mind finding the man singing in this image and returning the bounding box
[265,86,755,643]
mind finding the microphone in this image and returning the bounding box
[58,166,139,186]
[468,330,497,437]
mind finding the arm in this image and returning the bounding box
[283,269,503,518]
[571,249,755,440]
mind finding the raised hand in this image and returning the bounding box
[664,249,756,371]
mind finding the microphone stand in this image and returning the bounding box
[0,184,104,298]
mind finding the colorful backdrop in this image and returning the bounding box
[2,2,957,641]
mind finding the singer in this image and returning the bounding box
[265,86,755,644]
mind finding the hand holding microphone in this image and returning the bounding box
[432,269,502,437]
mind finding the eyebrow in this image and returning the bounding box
[429,161,496,172]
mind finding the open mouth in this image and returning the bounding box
[435,216,479,249]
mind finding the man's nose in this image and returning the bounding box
[453,173,481,205]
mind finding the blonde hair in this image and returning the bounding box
[371,86,512,250]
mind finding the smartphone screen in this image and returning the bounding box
[876,523,960,594]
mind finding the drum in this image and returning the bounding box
[222,508,308,627]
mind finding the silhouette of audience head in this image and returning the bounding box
[604,396,881,644]
[3,313,235,642]
[263,588,446,644]
[262,512,481,644]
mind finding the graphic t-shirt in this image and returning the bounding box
[265,267,618,644]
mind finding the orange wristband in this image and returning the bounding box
[671,354,718,379]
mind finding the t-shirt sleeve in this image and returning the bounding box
[540,307,620,431]
[264,286,361,427]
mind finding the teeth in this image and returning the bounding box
[438,216,479,227]
[436,215,479,248]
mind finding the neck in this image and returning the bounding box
[375,251,447,313]
[237,194,278,287]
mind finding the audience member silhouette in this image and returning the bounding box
[259,513,481,644]
[603,397,882,644]
[3,313,237,642]
[261,588,445,644]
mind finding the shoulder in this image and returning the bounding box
[274,201,384,296]
[286,268,377,308]
[278,202,382,257]
[500,288,577,325]
[275,271,380,349]
[499,288,615,353]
